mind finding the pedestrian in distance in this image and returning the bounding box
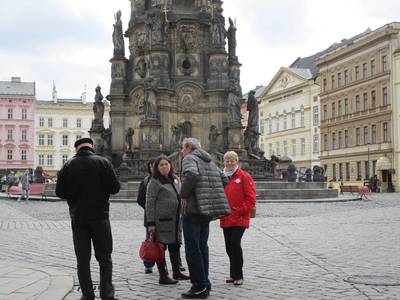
[220,151,256,286]
[18,169,31,202]
[146,155,190,285]
[56,138,120,300]
[180,137,230,299]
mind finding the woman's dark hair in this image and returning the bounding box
[152,155,175,182]
[146,157,156,175]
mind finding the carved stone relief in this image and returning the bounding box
[177,54,198,76]
[135,57,148,78]
[111,61,125,79]
[132,87,145,115]
[178,24,197,51]
[177,85,201,112]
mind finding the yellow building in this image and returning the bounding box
[34,88,110,176]
[260,67,320,176]
[317,23,400,192]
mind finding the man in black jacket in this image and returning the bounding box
[56,138,120,300]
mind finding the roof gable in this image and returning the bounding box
[262,67,309,97]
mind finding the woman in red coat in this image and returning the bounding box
[220,151,256,286]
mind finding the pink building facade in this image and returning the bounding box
[0,77,35,173]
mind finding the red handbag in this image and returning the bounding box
[139,233,165,263]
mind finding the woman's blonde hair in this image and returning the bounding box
[223,151,239,162]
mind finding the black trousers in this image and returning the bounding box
[71,218,114,300]
[223,226,246,280]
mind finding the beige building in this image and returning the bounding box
[259,67,321,176]
[317,23,400,191]
[34,87,110,176]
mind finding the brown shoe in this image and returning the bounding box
[157,260,178,285]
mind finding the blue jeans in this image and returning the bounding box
[183,215,211,291]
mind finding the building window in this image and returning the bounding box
[362,63,367,79]
[323,105,327,120]
[276,117,280,132]
[357,161,362,180]
[260,119,264,135]
[76,118,82,128]
[39,134,44,145]
[344,98,349,115]
[7,129,13,141]
[62,155,69,164]
[355,95,360,112]
[356,128,360,146]
[339,163,343,180]
[21,150,27,161]
[371,90,376,109]
[337,73,342,87]
[7,108,13,119]
[363,93,368,111]
[47,155,53,166]
[21,129,27,141]
[355,65,360,80]
[291,139,296,156]
[291,112,296,128]
[371,125,377,144]
[283,115,287,130]
[383,122,388,142]
[63,118,68,128]
[364,126,369,144]
[332,163,337,180]
[276,142,280,156]
[365,161,370,179]
[268,118,272,133]
[382,87,388,105]
[21,108,27,120]
[48,135,53,146]
[300,111,305,127]
[38,154,44,166]
[371,60,376,75]
[344,70,348,84]
[373,160,377,176]
[283,141,288,156]
[345,162,350,181]
[332,102,336,118]
[382,55,388,72]
[7,150,13,160]
[301,138,305,155]
[323,134,328,151]
[313,134,319,153]
[48,118,53,128]
[323,78,327,92]
[338,100,342,116]
[39,117,44,127]
[269,143,272,157]
[345,130,349,148]
[338,131,342,149]
[331,75,335,89]
[62,135,69,146]
[332,133,336,150]
[313,106,319,126]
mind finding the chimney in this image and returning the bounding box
[11,77,21,83]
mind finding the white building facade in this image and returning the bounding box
[260,67,320,174]
[34,95,110,176]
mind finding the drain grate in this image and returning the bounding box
[344,275,400,286]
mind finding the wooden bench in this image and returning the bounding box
[8,184,47,200]
[340,185,370,200]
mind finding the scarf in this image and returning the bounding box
[224,166,239,179]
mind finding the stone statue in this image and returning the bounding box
[227,17,237,58]
[287,163,297,182]
[244,128,260,155]
[113,10,125,56]
[93,86,105,127]
[246,90,259,130]
[171,125,182,147]
[227,80,242,124]
[125,127,134,152]
[211,7,226,46]
[101,128,112,150]
[208,125,222,151]
[313,165,325,182]
[143,78,158,119]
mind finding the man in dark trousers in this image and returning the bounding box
[56,138,120,300]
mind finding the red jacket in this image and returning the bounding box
[220,168,256,228]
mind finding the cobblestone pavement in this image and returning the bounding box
[0,194,399,299]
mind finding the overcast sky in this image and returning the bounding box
[1,0,399,101]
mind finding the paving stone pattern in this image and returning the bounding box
[0,194,399,299]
